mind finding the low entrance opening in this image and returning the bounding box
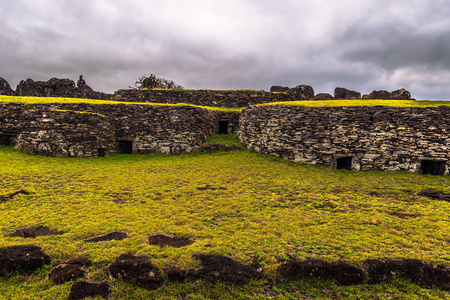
[336,157,353,170]
[0,135,15,145]
[118,140,133,154]
[98,148,106,157]
[421,160,446,175]
[218,121,229,134]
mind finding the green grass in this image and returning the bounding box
[0,135,449,299]
[265,99,450,107]
[0,95,242,112]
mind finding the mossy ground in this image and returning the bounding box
[0,134,449,299]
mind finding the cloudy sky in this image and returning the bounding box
[1,0,450,99]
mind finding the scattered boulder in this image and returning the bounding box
[287,85,315,100]
[390,88,411,100]
[148,234,195,248]
[0,190,29,202]
[186,254,263,285]
[334,87,361,99]
[5,225,63,238]
[68,281,110,300]
[108,254,164,290]
[365,259,450,290]
[278,259,365,286]
[15,78,111,99]
[370,90,391,99]
[0,245,50,276]
[270,86,290,93]
[85,231,128,242]
[0,78,15,96]
[314,93,334,100]
[48,256,92,284]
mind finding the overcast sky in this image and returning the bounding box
[1,0,450,99]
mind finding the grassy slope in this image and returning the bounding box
[0,134,449,299]
[265,99,450,107]
[0,95,242,112]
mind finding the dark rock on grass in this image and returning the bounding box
[288,85,315,100]
[165,267,187,282]
[108,254,163,290]
[48,256,92,284]
[68,281,110,300]
[0,190,29,202]
[196,185,228,191]
[418,190,450,202]
[270,86,290,93]
[85,231,128,242]
[334,87,361,99]
[365,259,450,290]
[0,245,50,276]
[148,234,195,248]
[278,259,365,285]
[0,77,15,96]
[5,225,63,238]
[314,93,334,100]
[187,254,263,285]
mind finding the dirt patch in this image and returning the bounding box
[148,234,195,248]
[201,144,243,152]
[0,190,29,202]
[186,254,263,285]
[0,245,50,276]
[388,210,419,219]
[278,259,365,286]
[108,254,163,290]
[418,190,450,202]
[68,281,110,300]
[5,225,63,238]
[196,185,228,191]
[365,259,450,290]
[48,256,92,284]
[85,231,128,242]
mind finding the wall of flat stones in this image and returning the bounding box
[1,103,217,157]
[238,105,450,174]
[113,89,304,108]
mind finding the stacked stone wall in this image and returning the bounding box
[113,89,305,108]
[1,103,217,157]
[238,105,450,174]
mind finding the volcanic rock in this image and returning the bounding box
[334,87,361,99]
[148,233,195,248]
[85,231,128,242]
[48,256,92,284]
[68,281,110,300]
[108,254,163,290]
[270,86,290,93]
[0,78,15,96]
[0,245,50,276]
[288,85,315,100]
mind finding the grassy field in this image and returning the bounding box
[0,134,449,299]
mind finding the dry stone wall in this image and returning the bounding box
[113,89,311,108]
[1,103,217,157]
[238,105,450,175]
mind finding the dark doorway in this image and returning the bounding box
[421,160,446,175]
[336,157,353,170]
[218,121,229,134]
[98,148,106,157]
[118,140,133,154]
[0,135,15,145]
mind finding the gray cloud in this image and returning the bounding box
[1,0,450,99]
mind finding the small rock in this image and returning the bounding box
[48,256,92,284]
[68,281,110,300]
[108,254,163,290]
[148,234,195,248]
[85,231,128,242]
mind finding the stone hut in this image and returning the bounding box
[238,105,450,175]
